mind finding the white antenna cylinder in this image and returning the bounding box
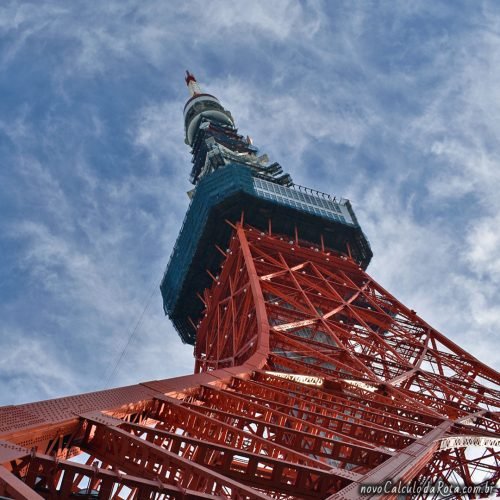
[185,70,202,96]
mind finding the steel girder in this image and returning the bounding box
[1,223,499,498]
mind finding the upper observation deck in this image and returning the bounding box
[161,72,372,343]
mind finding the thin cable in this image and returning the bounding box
[105,278,160,387]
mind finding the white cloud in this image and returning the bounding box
[465,214,500,281]
[133,99,186,166]
[0,329,78,404]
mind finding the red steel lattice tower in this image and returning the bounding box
[0,73,499,499]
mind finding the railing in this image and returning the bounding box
[291,182,350,205]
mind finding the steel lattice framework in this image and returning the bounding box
[1,72,499,498]
[1,223,499,499]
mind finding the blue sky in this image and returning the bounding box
[1,1,499,406]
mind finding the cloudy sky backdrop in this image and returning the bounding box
[1,1,499,406]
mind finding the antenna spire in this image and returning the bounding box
[185,70,202,96]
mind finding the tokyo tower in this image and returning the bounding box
[0,72,499,499]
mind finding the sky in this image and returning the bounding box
[0,1,499,406]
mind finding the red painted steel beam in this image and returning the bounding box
[0,465,43,500]
[193,383,393,467]
[119,420,344,497]
[328,421,453,500]
[80,412,281,499]
[22,452,218,499]
[0,224,498,498]
[150,394,329,469]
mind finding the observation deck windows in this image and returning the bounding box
[253,177,349,225]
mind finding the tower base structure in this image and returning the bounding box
[1,223,499,499]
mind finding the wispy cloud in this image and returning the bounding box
[0,329,78,403]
